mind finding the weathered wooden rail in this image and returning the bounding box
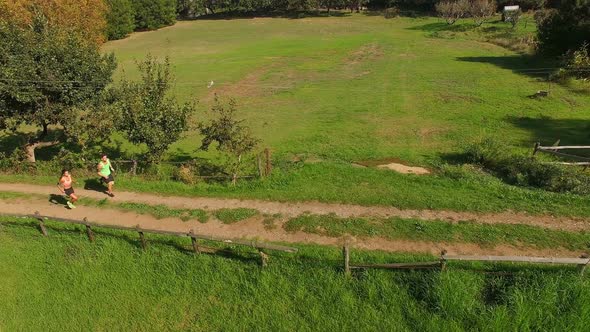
[5,212,297,266]
[533,142,590,166]
[343,246,589,275]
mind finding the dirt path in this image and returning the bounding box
[0,183,589,232]
[0,200,585,258]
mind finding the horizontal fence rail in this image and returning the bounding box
[2,212,297,267]
[343,246,589,276]
[533,142,590,166]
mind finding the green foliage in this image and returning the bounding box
[199,97,259,184]
[106,0,136,40]
[132,0,177,30]
[117,55,195,163]
[536,0,590,55]
[464,137,590,195]
[0,13,116,161]
[560,42,590,80]
[214,208,258,223]
[172,163,199,185]
[117,202,209,222]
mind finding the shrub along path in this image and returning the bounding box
[0,182,589,258]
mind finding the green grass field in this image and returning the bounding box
[2,217,590,331]
[103,14,589,163]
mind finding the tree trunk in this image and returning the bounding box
[24,124,59,162]
[231,154,242,186]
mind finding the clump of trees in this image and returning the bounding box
[0,0,108,44]
[535,0,590,56]
[0,12,117,162]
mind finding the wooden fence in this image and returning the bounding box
[8,212,296,267]
[343,246,590,276]
[533,142,590,167]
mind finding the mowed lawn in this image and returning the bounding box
[103,14,590,163]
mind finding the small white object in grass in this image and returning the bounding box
[207,80,214,88]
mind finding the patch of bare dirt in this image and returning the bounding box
[0,200,585,258]
[377,163,430,175]
[0,183,589,233]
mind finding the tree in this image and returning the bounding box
[0,0,108,44]
[199,97,260,185]
[106,0,136,40]
[117,55,195,163]
[0,14,117,162]
[132,0,177,30]
[504,7,521,28]
[469,0,496,26]
[436,0,469,25]
[536,0,590,55]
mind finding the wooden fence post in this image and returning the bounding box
[440,250,447,272]
[190,230,200,254]
[264,148,272,176]
[259,250,269,267]
[136,225,147,250]
[131,160,138,176]
[343,245,350,275]
[84,217,94,242]
[257,153,264,178]
[533,142,540,156]
[35,211,48,236]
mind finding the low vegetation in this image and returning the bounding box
[214,208,259,224]
[284,213,590,250]
[2,218,590,331]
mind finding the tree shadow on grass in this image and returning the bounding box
[455,55,559,80]
[506,116,590,147]
[191,10,350,21]
[407,21,476,32]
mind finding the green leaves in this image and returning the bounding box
[117,55,196,163]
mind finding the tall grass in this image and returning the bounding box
[1,217,590,331]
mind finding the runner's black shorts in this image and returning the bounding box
[64,187,75,196]
[101,174,115,184]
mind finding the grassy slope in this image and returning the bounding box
[102,15,590,163]
[1,218,590,331]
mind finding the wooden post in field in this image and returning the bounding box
[136,225,147,250]
[131,160,138,176]
[440,250,447,271]
[343,245,350,275]
[35,211,48,236]
[259,250,269,267]
[533,142,540,156]
[84,218,94,242]
[257,153,264,178]
[264,148,272,176]
[189,230,200,254]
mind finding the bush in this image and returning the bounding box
[384,7,400,18]
[106,0,136,40]
[561,42,590,80]
[172,163,199,185]
[132,0,176,30]
[536,0,590,55]
[463,138,590,195]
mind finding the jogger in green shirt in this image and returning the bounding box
[97,154,115,197]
